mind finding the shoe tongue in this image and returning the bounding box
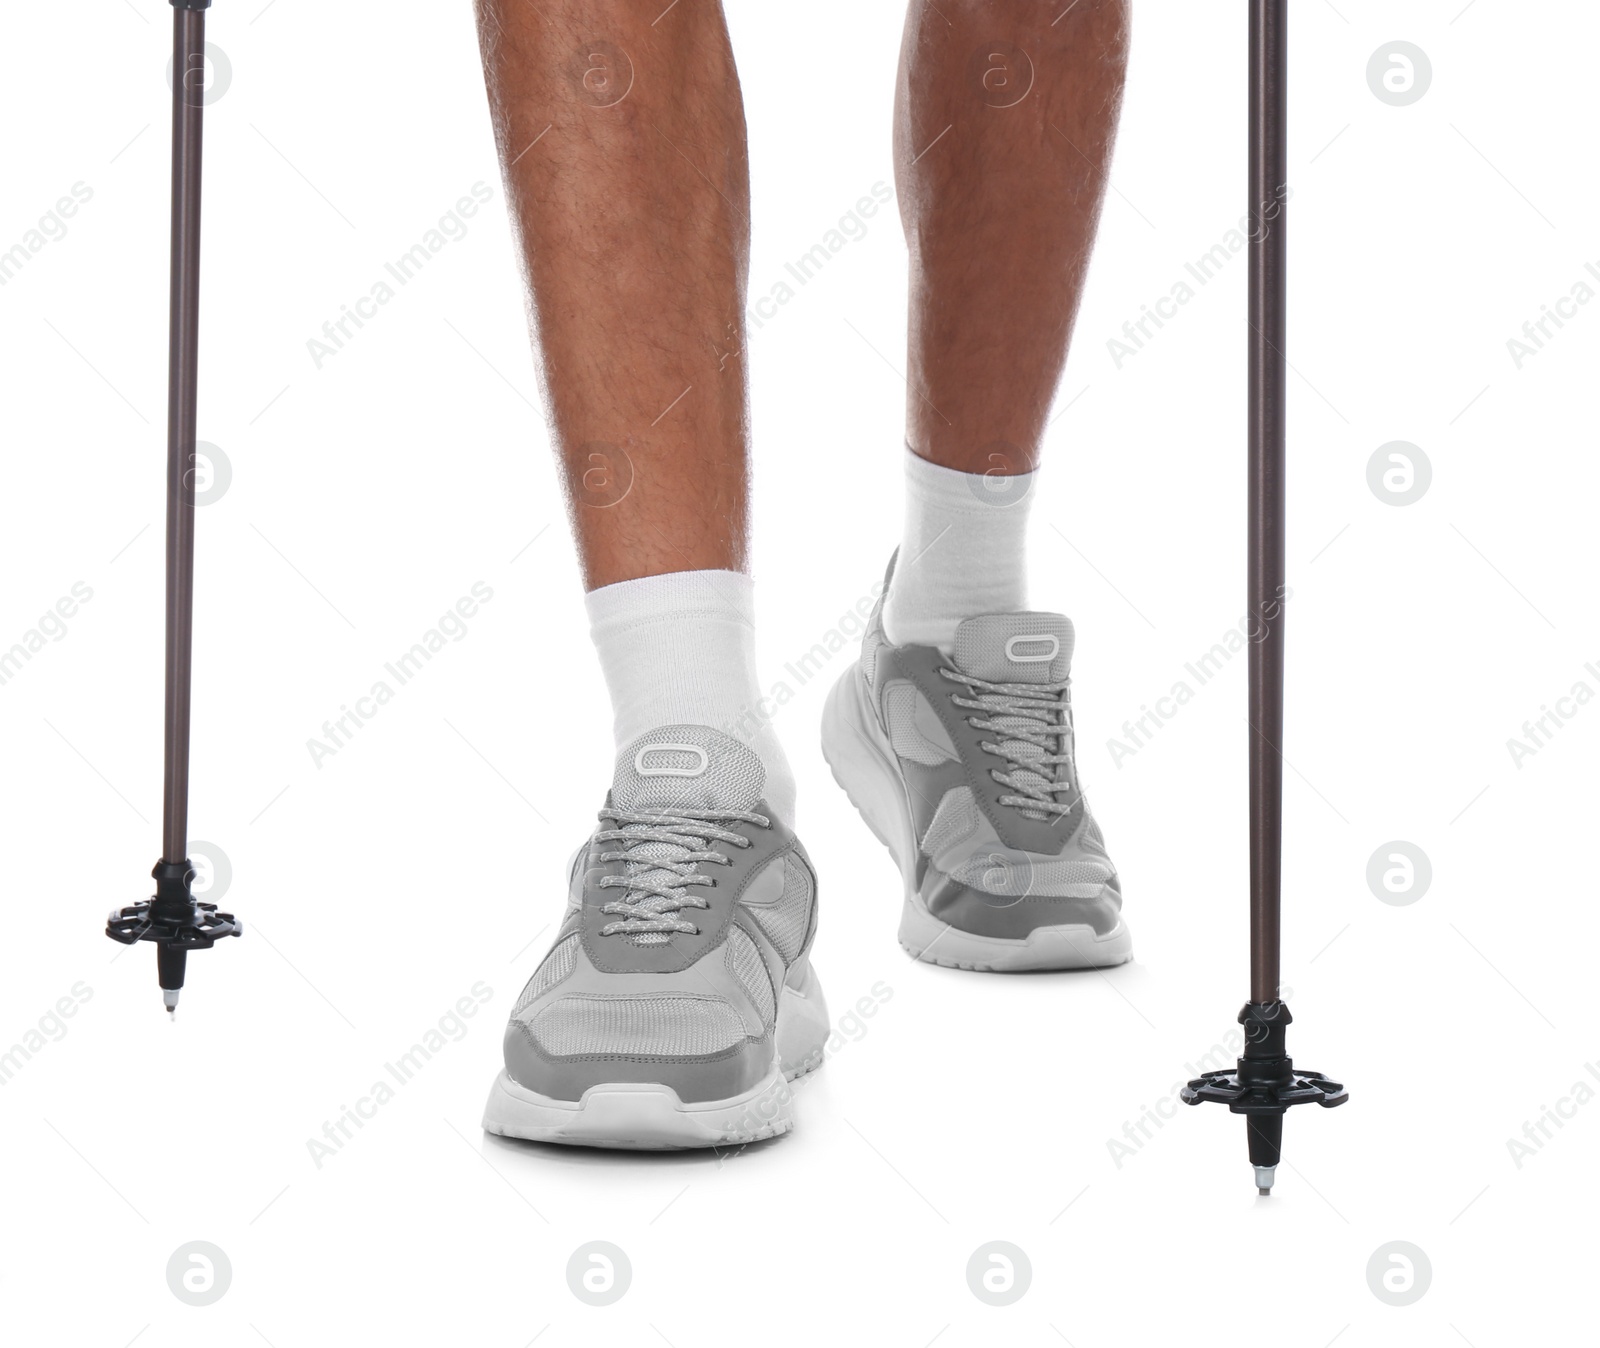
[951,613,1074,684]
[612,725,766,813]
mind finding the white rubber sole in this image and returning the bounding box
[481,960,830,1150]
[821,662,1134,973]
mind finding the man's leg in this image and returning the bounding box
[822,2,1133,973]
[884,0,1130,649]
[477,0,749,588]
[475,0,791,813]
[474,3,825,1150]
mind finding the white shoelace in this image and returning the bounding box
[940,667,1076,820]
[593,806,770,936]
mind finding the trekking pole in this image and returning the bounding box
[106,0,241,1012]
[1180,0,1346,1194]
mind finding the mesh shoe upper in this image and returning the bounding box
[863,566,1123,940]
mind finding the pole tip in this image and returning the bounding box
[164,989,180,1014]
[1254,1165,1276,1196]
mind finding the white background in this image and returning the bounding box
[2,0,1594,1343]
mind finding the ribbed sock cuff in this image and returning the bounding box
[883,448,1035,650]
[585,569,796,819]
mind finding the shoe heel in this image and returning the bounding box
[820,667,915,880]
[776,958,830,1080]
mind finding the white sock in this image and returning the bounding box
[585,569,796,820]
[882,447,1035,651]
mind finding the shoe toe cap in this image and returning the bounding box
[504,992,772,1104]
[923,871,1123,939]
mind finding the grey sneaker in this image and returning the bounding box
[482,725,829,1148]
[821,559,1132,972]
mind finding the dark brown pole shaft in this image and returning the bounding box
[1247,0,1287,1005]
[163,4,205,864]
